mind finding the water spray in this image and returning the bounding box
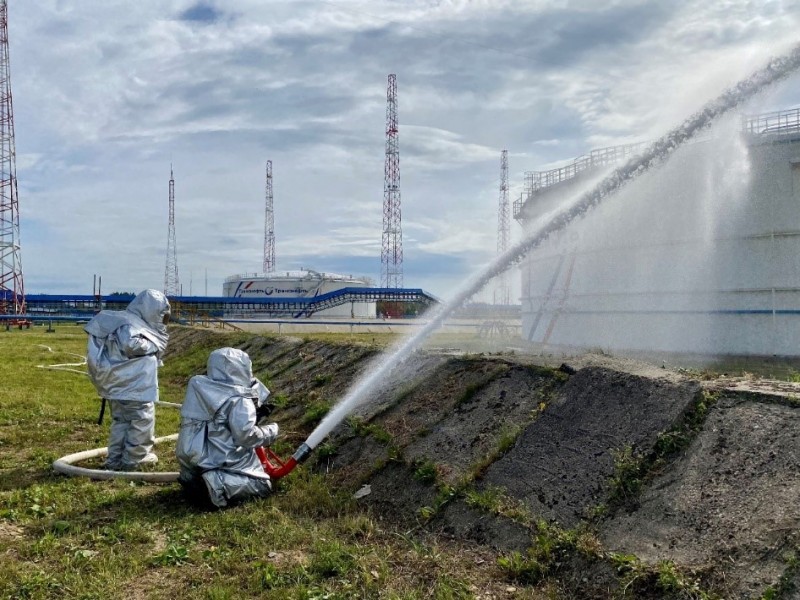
[54,44,800,483]
[288,43,800,463]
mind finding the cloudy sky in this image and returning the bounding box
[10,0,800,299]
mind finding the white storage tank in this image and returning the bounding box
[223,269,376,318]
[516,109,800,357]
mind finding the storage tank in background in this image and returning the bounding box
[515,108,800,357]
[223,269,376,318]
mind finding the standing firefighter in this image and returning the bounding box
[84,289,171,471]
[176,347,279,508]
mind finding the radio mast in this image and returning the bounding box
[164,166,180,296]
[380,74,403,288]
[494,150,510,305]
[0,0,24,315]
[263,160,275,273]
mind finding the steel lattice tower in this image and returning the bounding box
[494,149,511,305]
[0,0,23,316]
[263,160,275,274]
[164,165,179,296]
[381,74,403,288]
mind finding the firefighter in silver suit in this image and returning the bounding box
[176,347,279,508]
[85,289,171,471]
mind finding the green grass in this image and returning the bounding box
[0,326,514,600]
[602,390,719,514]
[464,486,531,525]
[301,399,332,426]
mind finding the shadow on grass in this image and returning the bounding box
[0,467,62,492]
[36,483,212,530]
[128,484,214,517]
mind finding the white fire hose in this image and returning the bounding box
[38,344,182,482]
[52,434,180,482]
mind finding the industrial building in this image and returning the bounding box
[223,270,376,318]
[515,108,800,356]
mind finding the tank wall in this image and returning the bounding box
[519,131,800,356]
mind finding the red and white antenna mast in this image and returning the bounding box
[164,165,179,296]
[263,160,275,273]
[494,149,510,305]
[381,74,403,288]
[0,0,24,316]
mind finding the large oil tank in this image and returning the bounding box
[516,109,800,356]
[223,269,375,318]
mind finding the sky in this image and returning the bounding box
[9,0,800,300]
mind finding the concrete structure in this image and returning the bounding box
[516,108,800,356]
[223,269,376,318]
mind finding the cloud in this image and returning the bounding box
[178,3,223,24]
[7,0,800,301]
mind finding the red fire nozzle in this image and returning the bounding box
[256,443,312,479]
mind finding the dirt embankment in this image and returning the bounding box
[167,327,800,599]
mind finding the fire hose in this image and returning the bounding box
[47,349,312,481]
[52,434,182,482]
[53,433,312,482]
[53,398,311,481]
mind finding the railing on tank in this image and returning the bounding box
[742,108,800,136]
[515,107,800,224]
[224,272,261,283]
[524,142,647,198]
[513,142,647,221]
[512,192,526,221]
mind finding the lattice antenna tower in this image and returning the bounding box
[380,74,403,288]
[0,0,24,315]
[164,165,180,296]
[263,160,275,273]
[494,149,511,305]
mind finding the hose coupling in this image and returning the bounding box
[292,443,313,464]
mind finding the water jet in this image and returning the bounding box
[295,43,800,459]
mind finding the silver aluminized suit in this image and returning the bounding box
[176,347,279,508]
[84,289,170,471]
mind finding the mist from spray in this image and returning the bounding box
[303,43,800,450]
[524,113,756,354]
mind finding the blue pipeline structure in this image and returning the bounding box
[4,287,439,322]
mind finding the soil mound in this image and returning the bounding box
[601,394,800,598]
[480,366,701,527]
[167,326,800,598]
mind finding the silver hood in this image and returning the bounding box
[176,347,274,483]
[84,289,170,351]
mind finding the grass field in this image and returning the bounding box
[0,324,537,600]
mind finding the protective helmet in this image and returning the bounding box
[127,289,171,333]
[207,347,253,387]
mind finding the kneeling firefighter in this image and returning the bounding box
[176,347,279,508]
